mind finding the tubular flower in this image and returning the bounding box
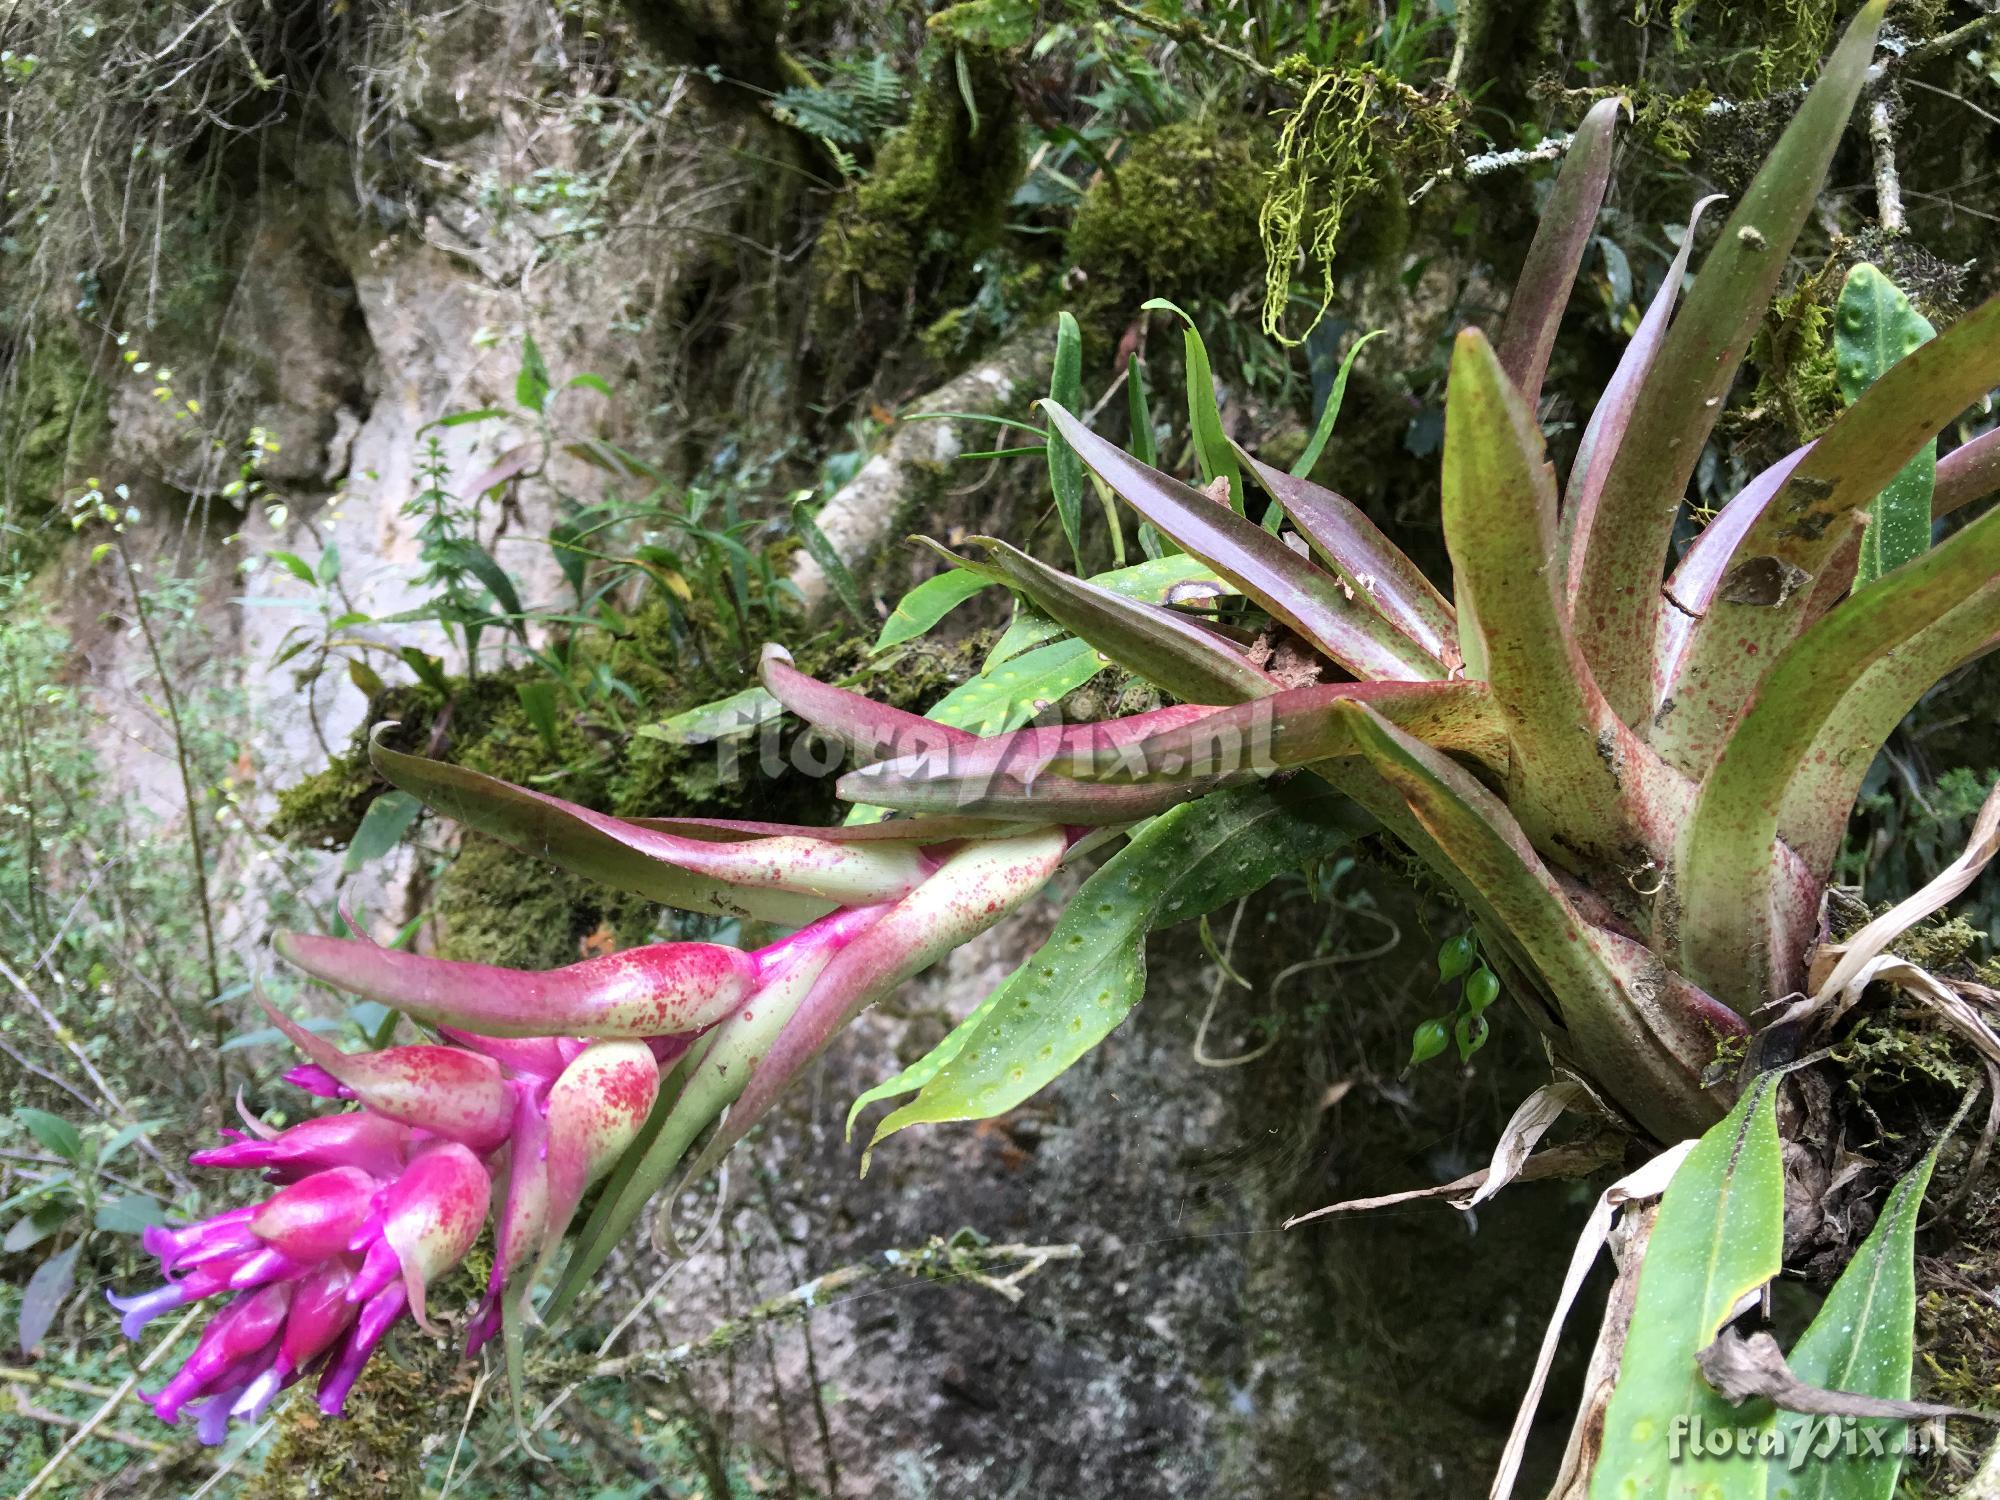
[119,799,1068,1438]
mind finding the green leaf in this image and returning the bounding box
[399,646,449,693]
[1589,1079,1783,1500]
[1675,500,2000,1004]
[1835,264,1938,588]
[515,679,562,755]
[316,541,342,585]
[793,498,870,626]
[94,1195,170,1234]
[438,540,525,635]
[268,550,316,585]
[969,536,1274,705]
[876,568,993,650]
[1441,329,1654,866]
[1494,97,1622,411]
[1048,311,1086,569]
[19,1241,79,1353]
[1572,3,1887,722]
[344,790,423,873]
[644,685,786,746]
[1142,298,1243,511]
[1776,1146,1939,1500]
[860,779,1371,1149]
[98,1119,164,1167]
[924,636,1106,737]
[1126,353,1157,469]
[1291,329,1383,480]
[347,658,387,700]
[14,1108,82,1166]
[516,334,551,413]
[985,551,1228,666]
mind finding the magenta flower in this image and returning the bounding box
[117,668,1071,1439]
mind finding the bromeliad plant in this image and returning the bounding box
[114,0,2000,1471]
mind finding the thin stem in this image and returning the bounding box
[113,539,225,1099]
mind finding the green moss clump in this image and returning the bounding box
[1066,119,1267,340]
[810,44,1020,374]
[1747,280,1841,446]
[243,1337,449,1500]
[1,324,109,571]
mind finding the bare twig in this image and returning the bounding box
[1104,0,1281,84]
[1866,65,1908,235]
[15,1304,202,1500]
[592,1238,1082,1380]
[112,539,226,1103]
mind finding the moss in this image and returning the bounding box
[0,324,109,571]
[243,1333,459,1500]
[1746,279,1841,447]
[1066,119,1267,341]
[810,43,1020,377]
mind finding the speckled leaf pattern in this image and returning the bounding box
[1772,1145,1938,1500]
[858,779,1370,1149]
[968,536,1276,705]
[1835,265,1937,589]
[924,635,1107,736]
[875,566,994,650]
[1589,1079,1783,1500]
[986,551,1230,666]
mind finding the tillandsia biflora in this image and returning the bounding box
[113,0,2000,1464]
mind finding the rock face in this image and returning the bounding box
[15,7,1592,1494]
[601,888,1593,1498]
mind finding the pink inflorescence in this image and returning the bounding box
[113,785,1067,1441]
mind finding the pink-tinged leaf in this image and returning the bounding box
[692,828,1066,1170]
[1570,3,1886,723]
[1235,446,1458,665]
[1443,330,1691,868]
[758,645,976,762]
[838,715,1240,822]
[490,1087,549,1293]
[1051,679,1508,781]
[1778,585,2000,883]
[273,931,757,1039]
[370,731,834,926]
[1653,443,1814,707]
[1328,703,1734,1142]
[1041,401,1444,681]
[1934,425,2000,520]
[256,996,514,1151]
[966,536,1280,705]
[1563,193,1726,593]
[378,1142,489,1333]
[538,1040,658,1268]
[1658,288,2000,774]
[438,1029,570,1079]
[1674,502,2000,1005]
[625,811,1031,844]
[1495,96,1624,411]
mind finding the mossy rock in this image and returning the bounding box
[0,323,109,571]
[810,43,1021,379]
[1065,119,1267,340]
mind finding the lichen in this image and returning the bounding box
[1254,63,1453,345]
